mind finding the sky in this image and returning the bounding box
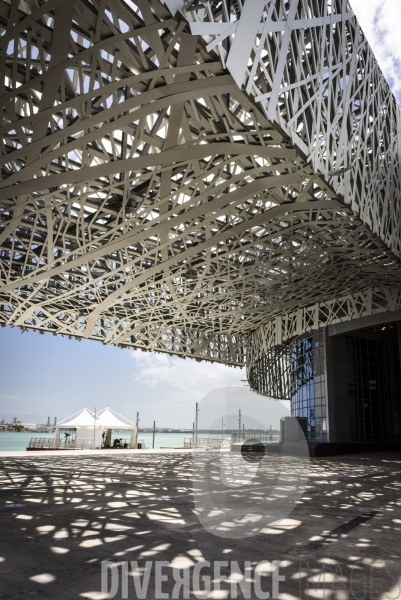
[350,0,401,103]
[0,0,400,428]
[0,327,247,428]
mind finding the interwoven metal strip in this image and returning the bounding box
[183,0,401,256]
[246,286,401,394]
[0,0,399,369]
[247,339,293,400]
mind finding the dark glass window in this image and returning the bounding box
[346,335,401,443]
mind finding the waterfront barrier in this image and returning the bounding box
[183,433,280,449]
[27,437,94,450]
[27,436,146,450]
[231,432,281,444]
[184,437,231,449]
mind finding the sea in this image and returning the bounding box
[0,431,231,452]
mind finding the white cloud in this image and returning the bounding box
[129,351,289,429]
[131,350,244,398]
[351,0,401,101]
[0,394,22,401]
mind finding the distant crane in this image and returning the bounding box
[14,415,27,431]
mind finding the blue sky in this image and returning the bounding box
[351,0,401,103]
[0,327,245,427]
[0,0,399,427]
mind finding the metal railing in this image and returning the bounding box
[27,437,94,450]
[184,437,231,449]
[231,432,281,444]
[28,436,145,450]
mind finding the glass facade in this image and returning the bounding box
[290,330,327,442]
[346,333,401,443]
[254,321,401,445]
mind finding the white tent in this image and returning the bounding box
[57,408,96,428]
[97,408,133,429]
[97,407,137,449]
[55,407,137,449]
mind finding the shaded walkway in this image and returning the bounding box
[0,451,401,599]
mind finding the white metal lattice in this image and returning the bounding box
[0,0,399,374]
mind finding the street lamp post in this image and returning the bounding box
[93,407,96,451]
[195,403,199,448]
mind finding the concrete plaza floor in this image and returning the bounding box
[0,449,401,599]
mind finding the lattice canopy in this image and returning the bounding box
[0,0,399,372]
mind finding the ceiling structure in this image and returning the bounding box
[0,0,400,381]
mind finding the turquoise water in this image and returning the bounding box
[0,431,230,451]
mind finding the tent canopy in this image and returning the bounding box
[57,408,96,428]
[57,407,135,430]
[97,408,134,429]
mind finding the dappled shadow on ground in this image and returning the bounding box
[0,451,401,598]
